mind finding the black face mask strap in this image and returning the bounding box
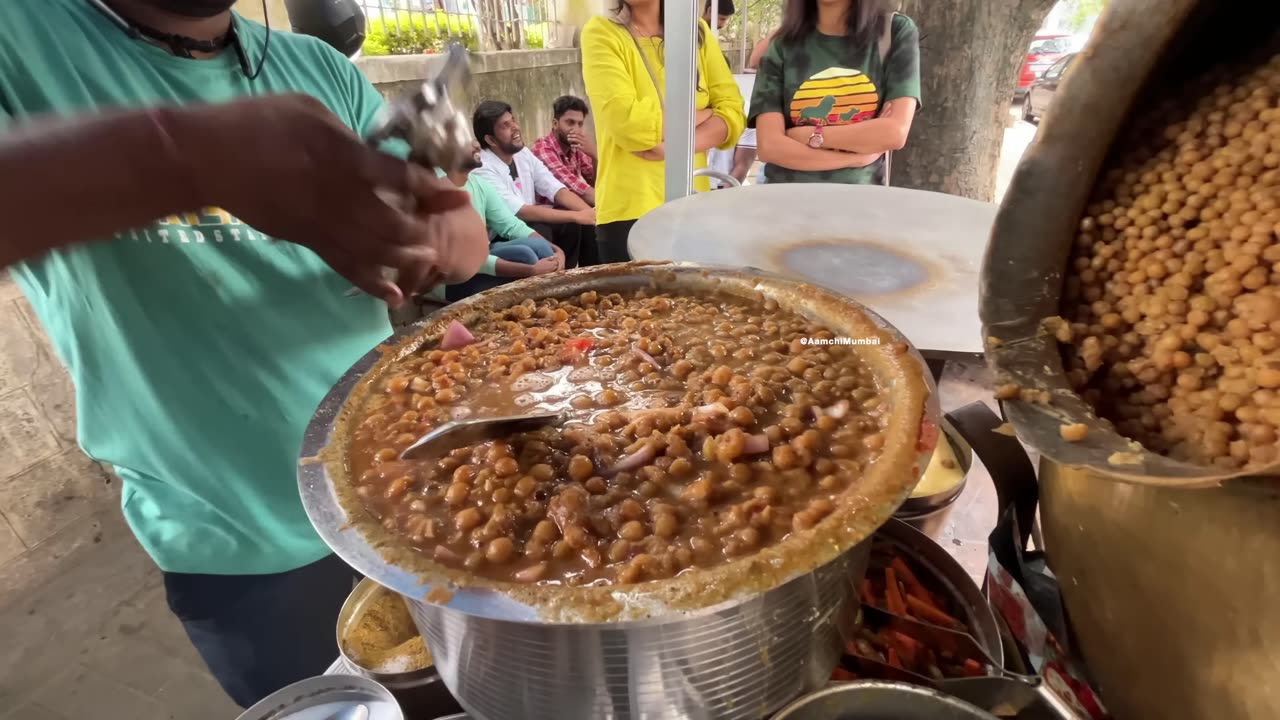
[237,0,272,80]
[86,0,271,79]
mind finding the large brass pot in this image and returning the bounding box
[982,2,1280,719]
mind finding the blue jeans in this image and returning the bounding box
[446,236,555,301]
[165,554,361,707]
[490,235,555,263]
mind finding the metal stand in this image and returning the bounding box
[662,0,697,202]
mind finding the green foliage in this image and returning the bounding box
[362,11,482,55]
[1065,0,1107,33]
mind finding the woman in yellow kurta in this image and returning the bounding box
[582,1,747,263]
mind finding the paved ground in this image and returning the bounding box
[0,105,1035,720]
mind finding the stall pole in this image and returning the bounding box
[663,0,697,202]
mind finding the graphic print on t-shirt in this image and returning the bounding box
[789,67,879,126]
[117,208,267,245]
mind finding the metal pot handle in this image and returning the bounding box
[692,168,742,189]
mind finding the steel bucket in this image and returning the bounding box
[300,262,938,720]
[983,2,1280,718]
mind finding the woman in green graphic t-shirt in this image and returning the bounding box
[748,0,922,185]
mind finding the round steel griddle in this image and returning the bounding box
[628,184,995,355]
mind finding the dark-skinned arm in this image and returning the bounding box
[0,108,195,268]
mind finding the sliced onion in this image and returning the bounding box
[603,442,657,476]
[434,545,461,563]
[440,320,475,351]
[692,402,729,421]
[632,345,662,371]
[743,433,771,455]
[825,400,850,419]
[449,406,473,420]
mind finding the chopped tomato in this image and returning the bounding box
[560,337,595,364]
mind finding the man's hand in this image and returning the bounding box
[552,245,566,271]
[570,128,598,159]
[573,207,596,225]
[695,108,715,126]
[531,256,559,276]
[173,94,487,306]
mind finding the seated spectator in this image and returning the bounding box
[472,100,597,267]
[423,142,564,303]
[532,95,597,208]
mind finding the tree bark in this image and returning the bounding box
[893,0,1057,202]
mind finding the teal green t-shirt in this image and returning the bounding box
[0,0,396,575]
[466,173,535,241]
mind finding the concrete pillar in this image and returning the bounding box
[235,0,290,28]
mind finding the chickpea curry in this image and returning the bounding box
[348,289,894,588]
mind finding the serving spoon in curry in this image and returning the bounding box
[398,410,565,461]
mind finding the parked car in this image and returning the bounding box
[1017,34,1073,98]
[1023,53,1076,123]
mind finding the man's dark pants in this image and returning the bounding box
[527,221,599,267]
[164,553,360,708]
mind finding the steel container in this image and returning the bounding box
[983,2,1280,718]
[891,420,971,536]
[235,674,402,720]
[335,578,464,718]
[771,681,998,720]
[871,519,1002,668]
[300,263,939,720]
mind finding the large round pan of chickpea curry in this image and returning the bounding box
[300,262,939,623]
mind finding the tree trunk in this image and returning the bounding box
[477,0,507,50]
[893,0,1056,202]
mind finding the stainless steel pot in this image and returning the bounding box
[983,2,1280,718]
[300,263,939,720]
[772,681,998,720]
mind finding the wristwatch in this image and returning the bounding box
[807,125,825,149]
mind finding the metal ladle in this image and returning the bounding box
[398,410,564,461]
[844,605,1084,720]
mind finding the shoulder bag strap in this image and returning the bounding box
[629,30,665,110]
[877,12,895,186]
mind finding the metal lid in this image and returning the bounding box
[235,674,403,720]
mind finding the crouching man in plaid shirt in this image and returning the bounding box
[532,95,597,208]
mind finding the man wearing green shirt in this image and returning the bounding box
[423,141,565,303]
[0,0,488,707]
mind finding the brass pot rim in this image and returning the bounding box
[980,0,1280,488]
